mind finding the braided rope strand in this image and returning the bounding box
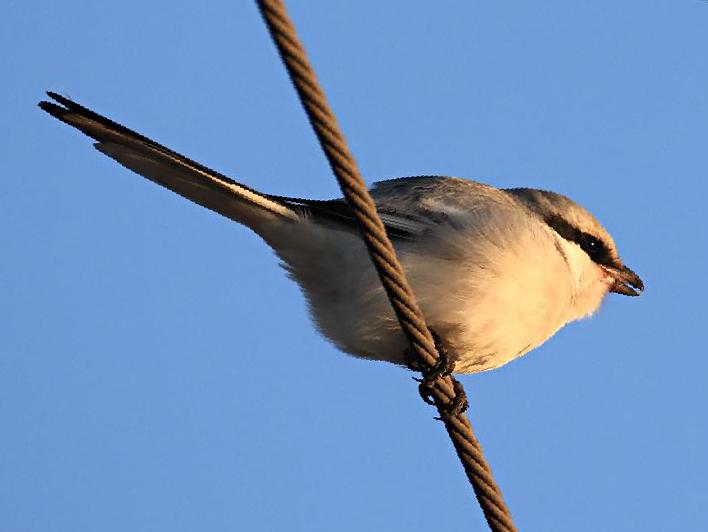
[256,2,517,530]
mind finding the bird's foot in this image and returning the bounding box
[436,378,469,420]
[407,331,469,418]
[415,335,453,407]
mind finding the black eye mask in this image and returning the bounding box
[544,214,616,267]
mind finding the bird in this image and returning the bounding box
[39,92,643,375]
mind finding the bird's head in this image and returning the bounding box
[506,187,643,320]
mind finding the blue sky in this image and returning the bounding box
[2,1,707,531]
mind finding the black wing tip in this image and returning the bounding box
[38,91,73,117]
[38,99,67,119]
[45,91,75,106]
[39,91,114,138]
[39,90,155,147]
[41,91,87,112]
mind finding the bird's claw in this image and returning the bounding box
[407,331,469,417]
[434,379,469,420]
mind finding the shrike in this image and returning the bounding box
[39,92,643,374]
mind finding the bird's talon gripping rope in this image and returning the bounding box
[411,331,453,408]
[418,381,438,406]
[407,331,469,418]
[434,379,469,420]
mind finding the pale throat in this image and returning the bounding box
[555,235,611,320]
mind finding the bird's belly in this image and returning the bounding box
[273,220,572,374]
[304,269,569,374]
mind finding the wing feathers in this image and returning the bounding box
[40,93,457,240]
[39,92,298,224]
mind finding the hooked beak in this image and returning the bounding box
[605,264,644,297]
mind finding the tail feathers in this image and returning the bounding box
[39,92,299,226]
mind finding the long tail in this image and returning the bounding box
[38,92,300,229]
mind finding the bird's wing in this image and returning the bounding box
[38,92,299,225]
[39,93,505,241]
[275,176,516,240]
[271,196,430,239]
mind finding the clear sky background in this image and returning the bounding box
[2,2,707,531]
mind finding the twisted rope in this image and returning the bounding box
[256,2,517,530]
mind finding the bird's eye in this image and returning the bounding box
[578,234,604,260]
[584,236,599,250]
[545,215,613,265]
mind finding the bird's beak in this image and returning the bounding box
[606,264,644,297]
